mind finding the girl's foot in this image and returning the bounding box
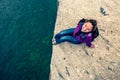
[52,38,57,45]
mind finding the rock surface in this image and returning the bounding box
[50,0,120,80]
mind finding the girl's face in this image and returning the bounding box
[81,22,93,33]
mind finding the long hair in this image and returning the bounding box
[75,19,97,36]
[85,19,97,31]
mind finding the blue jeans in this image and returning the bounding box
[55,28,79,44]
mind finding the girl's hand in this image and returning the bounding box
[90,44,95,48]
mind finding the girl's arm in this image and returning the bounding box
[73,25,81,37]
[84,35,93,47]
[73,18,85,37]
[73,23,83,37]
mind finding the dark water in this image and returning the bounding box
[0,0,57,80]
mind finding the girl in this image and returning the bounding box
[52,18,99,48]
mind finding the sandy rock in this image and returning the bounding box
[50,0,120,80]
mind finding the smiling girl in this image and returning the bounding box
[52,18,99,48]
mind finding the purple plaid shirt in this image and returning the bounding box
[73,23,93,47]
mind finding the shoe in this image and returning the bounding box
[52,38,57,45]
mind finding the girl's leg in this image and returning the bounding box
[55,28,75,39]
[56,35,79,44]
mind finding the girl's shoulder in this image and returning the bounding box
[87,33,92,37]
[85,33,92,39]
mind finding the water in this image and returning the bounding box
[0,0,57,80]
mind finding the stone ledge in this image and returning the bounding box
[50,0,120,80]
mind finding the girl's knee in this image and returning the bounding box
[60,36,68,40]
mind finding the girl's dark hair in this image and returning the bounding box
[85,19,99,41]
[75,18,98,36]
[85,19,97,31]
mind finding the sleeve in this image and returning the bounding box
[84,34,93,47]
[73,18,85,37]
[77,18,86,25]
[73,25,81,37]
